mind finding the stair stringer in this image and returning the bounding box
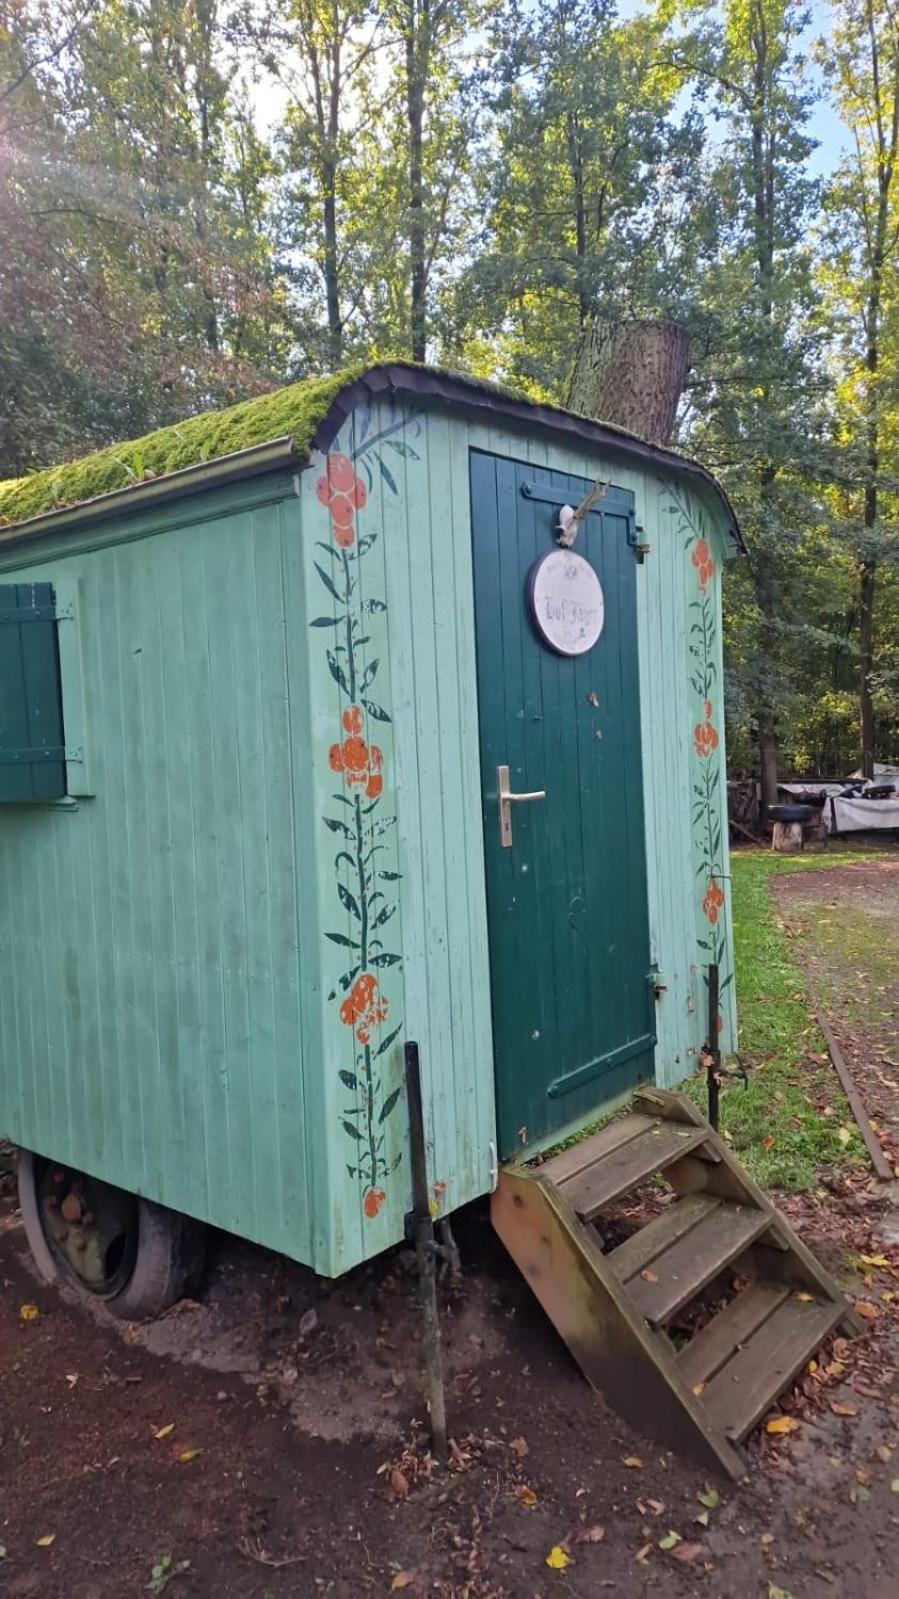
[491,1162,748,1480]
[633,1088,864,1337]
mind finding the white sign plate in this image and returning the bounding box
[528,550,605,656]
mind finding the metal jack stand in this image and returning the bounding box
[404,1040,448,1463]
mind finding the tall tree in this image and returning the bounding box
[821,0,899,776]
[666,0,829,809]
[452,0,704,396]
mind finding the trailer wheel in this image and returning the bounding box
[16,1150,206,1320]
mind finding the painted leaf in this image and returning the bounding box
[370,952,402,968]
[309,615,341,627]
[338,1070,358,1090]
[359,658,380,691]
[379,1085,403,1123]
[323,817,353,838]
[314,560,345,604]
[326,651,350,694]
[338,883,361,919]
[363,697,391,722]
[375,1024,403,1057]
[325,931,360,949]
[376,455,397,494]
[341,1120,364,1141]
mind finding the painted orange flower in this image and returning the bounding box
[340,972,389,1044]
[316,451,356,499]
[315,453,368,548]
[702,878,725,925]
[364,1187,386,1218]
[690,536,714,592]
[694,699,718,757]
[329,706,384,797]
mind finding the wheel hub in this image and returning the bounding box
[37,1162,138,1296]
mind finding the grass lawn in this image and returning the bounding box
[681,847,877,1192]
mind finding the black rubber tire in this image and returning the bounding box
[16,1149,206,1321]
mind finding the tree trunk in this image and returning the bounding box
[566,318,690,445]
[757,714,780,821]
[859,555,877,779]
[405,1,428,363]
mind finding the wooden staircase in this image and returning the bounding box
[492,1087,861,1479]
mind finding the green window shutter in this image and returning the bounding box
[0,582,66,802]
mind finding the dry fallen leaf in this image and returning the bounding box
[577,1525,605,1544]
[855,1300,880,1321]
[891,1479,899,1494]
[391,1573,415,1590]
[860,1254,889,1268]
[153,1423,176,1440]
[766,1415,800,1436]
[635,1543,652,1564]
[640,1269,659,1283]
[389,1469,410,1500]
[696,1487,719,1509]
[671,1542,703,1564]
[658,1530,681,1550]
[837,1127,852,1147]
[514,1484,538,1509]
[545,1546,570,1571]
[622,1456,644,1469]
[762,1134,775,1151]
[829,1401,857,1417]
[35,1534,56,1548]
[768,1587,794,1599]
[19,1304,39,1323]
[691,1380,706,1395]
[794,1292,814,1303]
[509,1437,529,1459]
[177,1448,202,1464]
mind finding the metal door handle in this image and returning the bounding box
[497,763,546,848]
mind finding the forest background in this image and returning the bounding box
[3,0,899,787]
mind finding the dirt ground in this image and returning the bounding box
[2,860,899,1598]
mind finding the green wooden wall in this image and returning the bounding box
[0,392,736,1278]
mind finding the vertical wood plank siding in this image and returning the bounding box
[0,401,735,1279]
[0,478,316,1265]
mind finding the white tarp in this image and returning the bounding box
[826,795,899,834]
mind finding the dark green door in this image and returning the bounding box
[470,451,655,1158]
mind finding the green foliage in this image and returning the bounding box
[680,848,871,1190]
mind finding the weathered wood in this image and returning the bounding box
[491,1165,747,1479]
[609,1195,721,1282]
[815,1009,893,1181]
[626,1203,770,1327]
[566,319,690,445]
[541,1114,661,1187]
[677,1283,790,1390]
[561,1123,709,1220]
[772,820,803,853]
[702,1294,843,1442]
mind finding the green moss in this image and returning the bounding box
[0,366,364,528]
[0,357,710,533]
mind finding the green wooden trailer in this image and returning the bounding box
[0,363,740,1281]
[0,365,853,1469]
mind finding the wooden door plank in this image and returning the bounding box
[541,1114,661,1187]
[627,1203,771,1327]
[676,1283,791,1389]
[609,1194,721,1283]
[562,1123,709,1219]
[702,1295,843,1442]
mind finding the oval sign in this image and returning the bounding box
[527,549,605,656]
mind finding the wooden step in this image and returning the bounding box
[558,1122,710,1220]
[620,1202,772,1327]
[677,1282,791,1390]
[701,1293,844,1442]
[541,1114,662,1187]
[608,1194,721,1281]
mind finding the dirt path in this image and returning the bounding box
[775,857,899,1191]
[2,862,899,1597]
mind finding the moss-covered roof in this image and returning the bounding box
[0,360,743,550]
[0,366,364,529]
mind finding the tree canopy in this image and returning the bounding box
[3,0,898,776]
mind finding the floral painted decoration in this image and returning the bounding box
[664,484,734,1025]
[310,404,421,1220]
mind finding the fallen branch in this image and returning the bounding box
[815,1009,893,1181]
